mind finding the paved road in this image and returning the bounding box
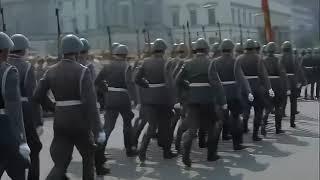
[2,100,319,180]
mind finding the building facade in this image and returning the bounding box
[1,0,316,55]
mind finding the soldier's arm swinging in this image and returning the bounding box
[235,59,252,95]
[5,67,27,144]
[26,65,43,127]
[134,63,149,88]
[259,59,272,90]
[208,61,227,106]
[81,68,103,138]
[278,59,290,92]
[33,70,55,112]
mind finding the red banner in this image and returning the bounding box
[262,0,273,42]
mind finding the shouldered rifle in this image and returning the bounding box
[182,25,186,44]
[1,0,6,32]
[187,21,192,58]
[107,26,112,55]
[136,29,141,58]
[202,25,207,40]
[55,8,61,59]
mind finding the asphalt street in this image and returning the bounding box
[2,99,319,180]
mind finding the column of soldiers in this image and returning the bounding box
[0,29,316,180]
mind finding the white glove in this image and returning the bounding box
[248,93,254,102]
[36,126,44,136]
[174,103,181,109]
[286,90,291,96]
[19,143,31,160]
[269,89,275,98]
[222,104,228,110]
[97,131,106,144]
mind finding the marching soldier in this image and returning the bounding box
[302,48,315,99]
[280,41,301,128]
[209,39,253,150]
[33,34,108,179]
[261,42,288,135]
[238,39,274,141]
[79,38,96,80]
[255,41,261,54]
[95,44,137,159]
[211,42,221,59]
[235,43,244,58]
[135,38,177,163]
[9,34,43,180]
[0,32,31,180]
[176,38,227,167]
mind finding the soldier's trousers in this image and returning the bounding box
[283,81,298,125]
[263,92,285,132]
[95,107,135,166]
[25,126,42,180]
[104,107,135,151]
[46,130,95,180]
[23,104,42,180]
[139,105,173,156]
[133,106,148,147]
[225,98,243,148]
[182,104,220,159]
[0,148,26,180]
[242,90,265,138]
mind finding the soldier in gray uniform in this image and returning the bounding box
[237,39,274,141]
[209,39,253,150]
[95,44,137,158]
[33,34,107,179]
[262,42,288,135]
[0,32,31,180]
[9,34,43,180]
[302,48,314,99]
[79,38,96,80]
[280,41,301,128]
[235,43,244,58]
[176,38,227,167]
[135,38,177,163]
[211,42,221,59]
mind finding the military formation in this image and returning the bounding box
[0,30,320,180]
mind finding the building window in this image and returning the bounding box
[238,9,241,24]
[85,15,89,30]
[121,4,129,25]
[243,9,246,25]
[172,11,180,27]
[208,8,216,25]
[85,0,89,9]
[249,12,252,25]
[231,8,235,24]
[190,9,197,26]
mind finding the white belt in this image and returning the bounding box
[56,100,82,107]
[108,87,128,92]
[305,67,313,69]
[246,76,258,79]
[221,81,236,85]
[149,83,166,88]
[189,83,210,87]
[21,97,29,102]
[269,76,280,79]
[287,73,294,76]
[0,108,5,115]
